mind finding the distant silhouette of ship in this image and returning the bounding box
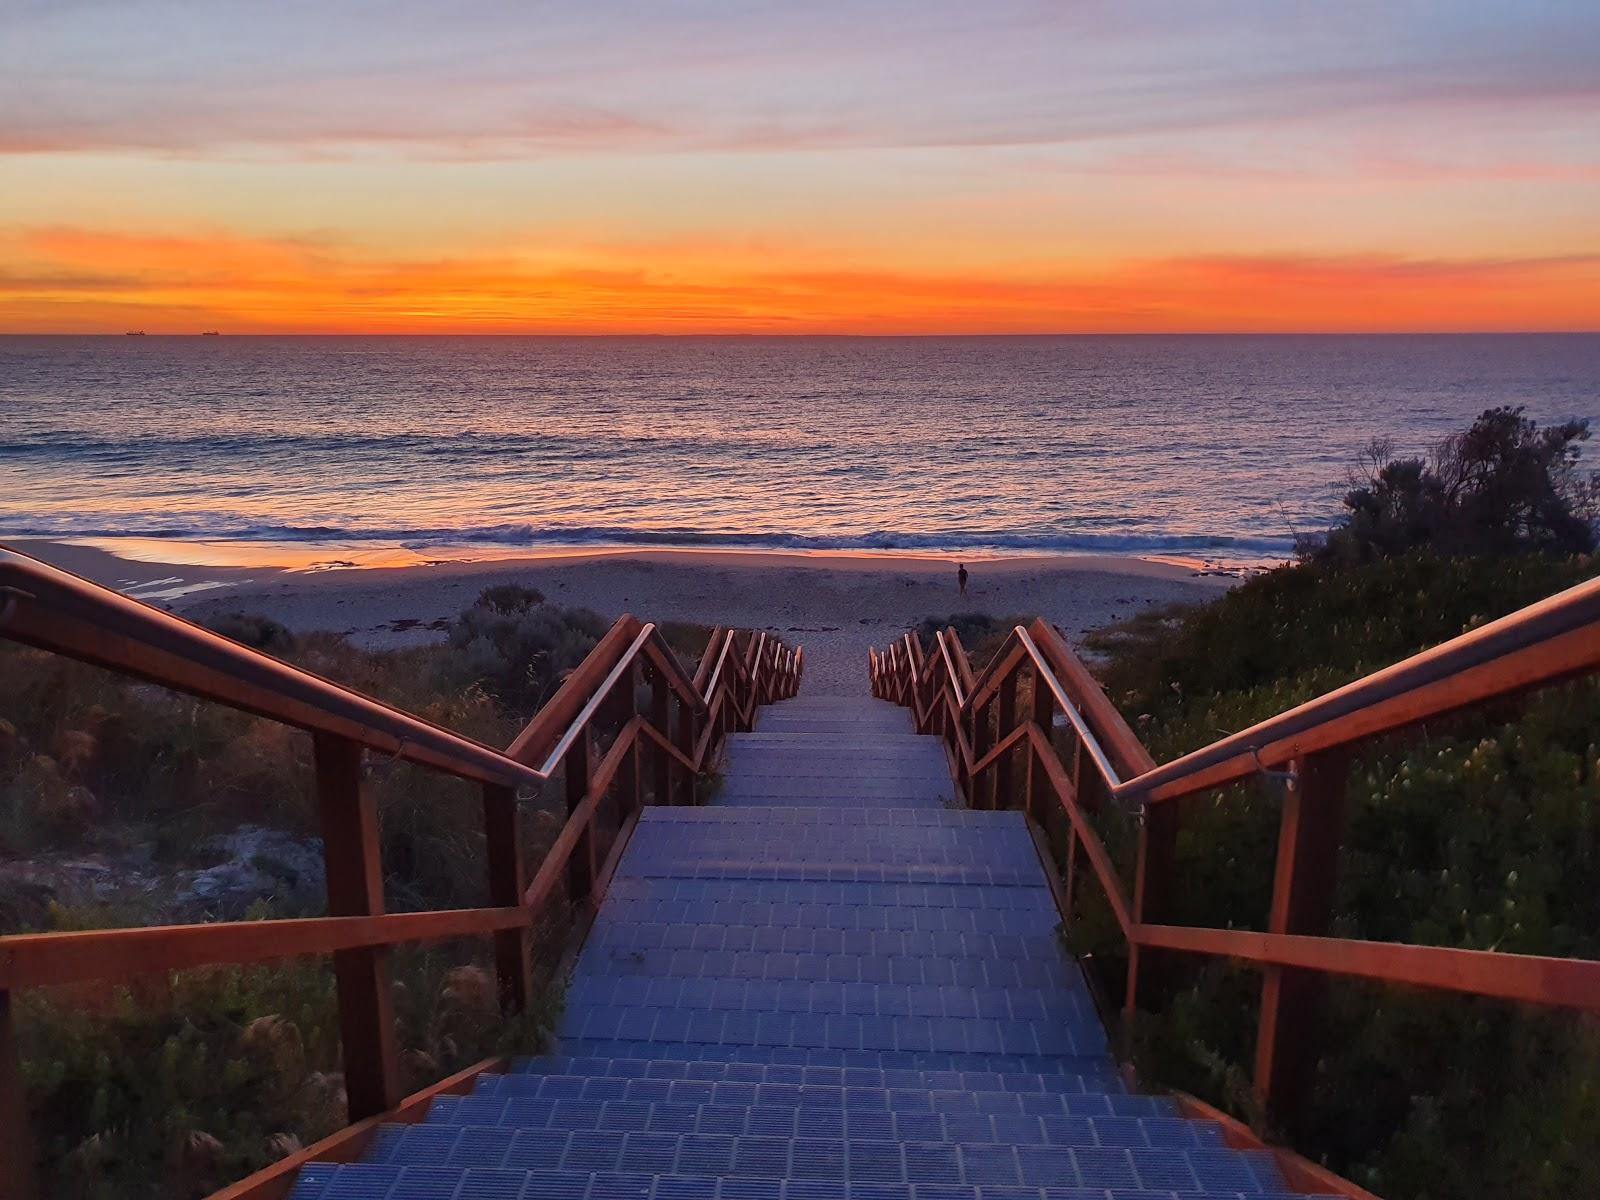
[201,331,221,336]
[124,330,145,336]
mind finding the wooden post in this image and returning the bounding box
[482,783,532,1015]
[651,667,671,806]
[1025,667,1054,823]
[994,670,1018,810]
[1062,826,1080,927]
[315,733,401,1121]
[971,698,992,809]
[676,704,699,806]
[0,989,38,1200]
[563,730,596,903]
[732,635,751,731]
[608,663,641,816]
[1254,750,1349,1136]
[953,700,971,803]
[1123,797,1179,1031]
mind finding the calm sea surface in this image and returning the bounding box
[2,335,1597,566]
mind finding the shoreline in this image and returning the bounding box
[37,533,1267,575]
[5,538,1238,695]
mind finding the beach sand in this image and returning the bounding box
[7,540,1237,696]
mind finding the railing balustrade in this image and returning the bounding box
[872,577,1600,1194]
[0,546,800,1199]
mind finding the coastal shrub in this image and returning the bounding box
[1086,549,1597,731]
[1077,549,1600,1199]
[20,923,560,1200]
[199,612,297,655]
[912,612,1028,670]
[1299,406,1598,564]
[657,620,715,662]
[445,591,609,715]
[471,583,545,615]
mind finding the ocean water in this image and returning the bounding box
[2,335,1597,566]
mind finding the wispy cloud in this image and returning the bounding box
[4,2,1598,159]
[3,4,1597,333]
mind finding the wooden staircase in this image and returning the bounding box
[289,695,1339,1199]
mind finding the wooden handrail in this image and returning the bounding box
[0,906,529,990]
[529,623,657,775]
[0,542,802,1198]
[1025,722,1134,935]
[1116,572,1600,804]
[505,614,646,768]
[693,626,725,691]
[1025,618,1155,781]
[0,547,543,788]
[521,716,646,912]
[1138,923,1600,1011]
[871,584,1600,1175]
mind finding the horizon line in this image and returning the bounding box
[5,329,1600,339]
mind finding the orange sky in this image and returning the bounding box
[3,3,1598,333]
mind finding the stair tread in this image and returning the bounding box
[554,1043,1115,1074]
[464,1076,1155,1113]
[507,1056,1123,1089]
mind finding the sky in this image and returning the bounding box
[2,0,1599,334]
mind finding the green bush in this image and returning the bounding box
[1087,550,1597,732]
[1301,406,1597,563]
[1079,549,1600,1199]
[471,583,546,615]
[912,612,1027,670]
[444,590,609,715]
[199,612,297,655]
[21,920,559,1200]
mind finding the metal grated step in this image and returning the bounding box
[505,1056,1125,1092]
[289,1155,1337,1199]
[287,696,1325,1200]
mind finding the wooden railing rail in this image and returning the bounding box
[0,548,542,788]
[1116,573,1600,805]
[0,545,801,1199]
[870,574,1600,1181]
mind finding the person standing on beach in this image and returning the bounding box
[958,563,969,597]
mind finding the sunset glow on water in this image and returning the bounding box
[5,334,1596,567]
